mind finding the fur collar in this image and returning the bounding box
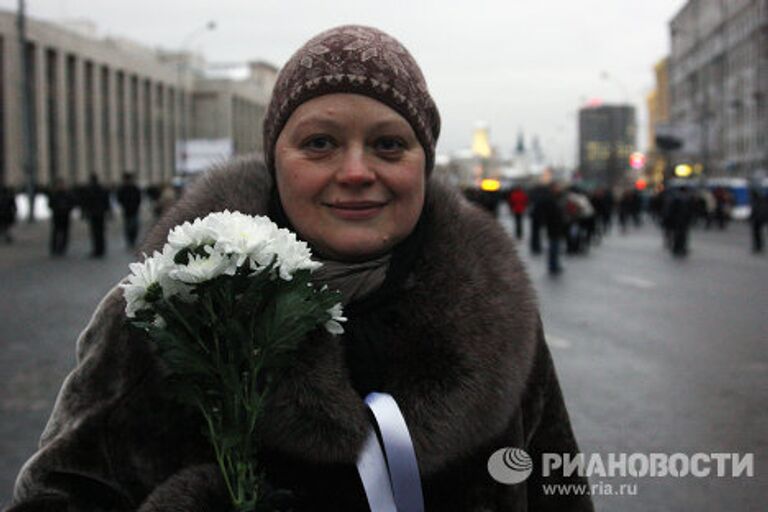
[141,156,540,477]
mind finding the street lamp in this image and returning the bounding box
[176,21,216,177]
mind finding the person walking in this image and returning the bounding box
[506,185,528,239]
[540,181,566,274]
[116,172,142,249]
[664,186,694,257]
[528,183,546,254]
[47,178,75,256]
[749,187,767,253]
[80,174,111,258]
[0,184,17,243]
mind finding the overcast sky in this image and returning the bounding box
[1,0,688,166]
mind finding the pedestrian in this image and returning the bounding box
[540,181,566,274]
[47,178,75,256]
[80,174,111,258]
[713,186,732,230]
[116,172,142,249]
[664,186,693,257]
[528,183,546,254]
[618,189,633,233]
[506,185,528,239]
[749,187,767,253]
[596,187,614,234]
[9,25,592,512]
[0,184,17,243]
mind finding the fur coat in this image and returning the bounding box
[9,157,593,512]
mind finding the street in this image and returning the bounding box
[1,207,766,511]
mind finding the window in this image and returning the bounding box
[143,79,152,181]
[0,37,6,184]
[156,83,165,180]
[116,71,125,171]
[84,60,94,176]
[66,55,77,182]
[131,75,139,172]
[45,49,58,183]
[101,66,111,182]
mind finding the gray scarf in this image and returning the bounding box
[313,254,392,305]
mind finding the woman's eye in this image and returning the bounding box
[374,137,406,154]
[303,136,335,152]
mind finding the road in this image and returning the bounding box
[1,206,766,511]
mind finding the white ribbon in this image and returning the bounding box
[356,392,424,512]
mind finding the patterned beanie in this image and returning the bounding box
[263,25,441,175]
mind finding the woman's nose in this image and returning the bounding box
[336,146,375,185]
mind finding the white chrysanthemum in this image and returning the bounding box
[120,250,175,317]
[167,217,217,250]
[324,302,347,335]
[270,228,322,280]
[169,246,236,284]
[208,211,278,268]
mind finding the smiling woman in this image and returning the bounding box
[275,94,426,261]
[9,25,593,512]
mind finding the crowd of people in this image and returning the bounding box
[0,174,181,258]
[465,179,768,274]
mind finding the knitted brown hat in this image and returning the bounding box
[263,25,441,175]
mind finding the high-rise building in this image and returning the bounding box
[669,0,768,177]
[647,58,671,184]
[578,104,637,186]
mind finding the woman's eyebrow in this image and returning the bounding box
[291,117,341,133]
[290,115,411,135]
[368,119,412,132]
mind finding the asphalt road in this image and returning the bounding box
[505,209,767,511]
[1,206,766,511]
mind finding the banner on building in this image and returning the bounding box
[176,138,234,174]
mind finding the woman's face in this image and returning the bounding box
[275,93,426,261]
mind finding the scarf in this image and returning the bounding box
[313,254,392,305]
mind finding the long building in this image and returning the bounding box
[578,104,637,187]
[0,10,276,190]
[669,0,768,177]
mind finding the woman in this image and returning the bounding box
[9,26,592,511]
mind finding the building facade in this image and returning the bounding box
[647,58,671,184]
[669,0,768,177]
[0,10,276,190]
[578,104,637,187]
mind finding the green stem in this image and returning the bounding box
[197,399,238,506]
[165,301,210,356]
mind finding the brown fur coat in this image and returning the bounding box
[9,157,592,511]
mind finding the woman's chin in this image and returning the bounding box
[315,235,394,262]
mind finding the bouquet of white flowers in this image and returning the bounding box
[120,210,345,511]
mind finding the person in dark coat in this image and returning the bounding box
[528,184,546,254]
[749,187,767,253]
[9,25,592,512]
[80,174,111,257]
[664,186,694,257]
[712,186,732,230]
[116,172,142,249]
[0,184,17,243]
[539,182,566,274]
[506,186,528,239]
[47,178,75,256]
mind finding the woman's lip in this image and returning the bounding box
[329,201,387,209]
[325,202,386,219]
